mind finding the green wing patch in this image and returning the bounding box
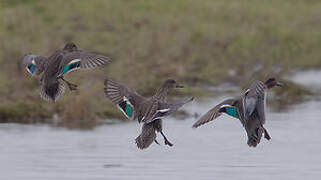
[117,97,134,119]
[62,60,81,75]
[225,106,239,118]
[125,103,133,117]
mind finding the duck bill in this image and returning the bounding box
[175,84,184,88]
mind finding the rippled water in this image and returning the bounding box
[0,97,321,180]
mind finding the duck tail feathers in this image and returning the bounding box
[135,123,157,150]
[40,81,65,102]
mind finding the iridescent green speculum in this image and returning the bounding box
[225,106,239,118]
[62,61,81,75]
[118,99,134,118]
[125,104,133,117]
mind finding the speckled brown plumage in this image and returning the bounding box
[104,78,193,149]
[21,42,111,102]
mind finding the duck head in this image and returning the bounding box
[264,77,283,89]
[163,79,184,89]
[63,42,78,52]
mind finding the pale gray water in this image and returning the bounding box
[290,70,321,87]
[0,96,321,180]
[288,70,321,93]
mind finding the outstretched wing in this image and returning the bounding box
[192,99,235,128]
[243,80,266,124]
[21,54,48,76]
[63,50,111,69]
[104,78,145,120]
[143,97,194,124]
[60,50,112,75]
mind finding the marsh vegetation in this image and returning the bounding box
[0,0,320,128]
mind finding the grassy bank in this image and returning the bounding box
[0,0,320,128]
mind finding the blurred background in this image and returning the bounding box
[0,0,321,179]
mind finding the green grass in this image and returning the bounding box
[0,0,320,128]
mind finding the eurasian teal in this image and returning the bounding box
[21,42,111,101]
[193,78,283,147]
[104,79,194,149]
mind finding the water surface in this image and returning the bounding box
[0,97,320,180]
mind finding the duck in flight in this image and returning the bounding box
[21,42,111,102]
[192,78,283,147]
[104,79,194,149]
